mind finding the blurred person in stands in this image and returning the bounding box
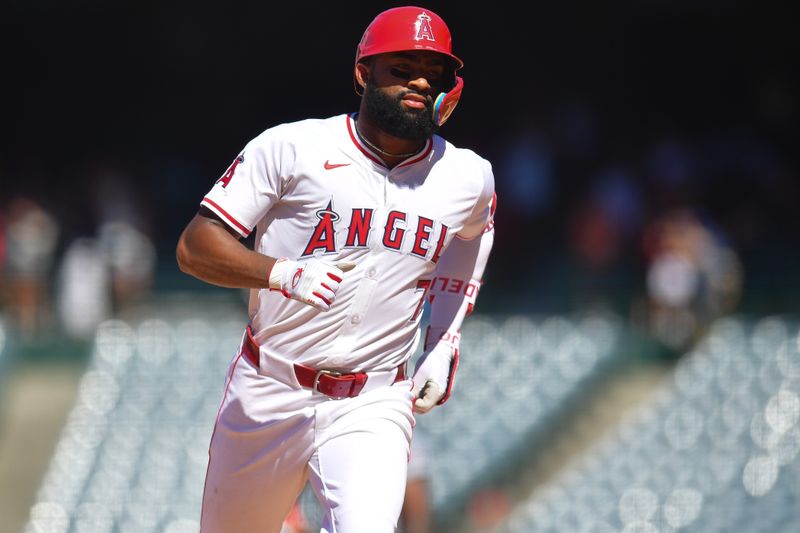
[567,165,644,314]
[89,160,157,314]
[55,226,156,342]
[55,237,112,341]
[637,207,743,354]
[1,197,60,342]
[97,220,157,314]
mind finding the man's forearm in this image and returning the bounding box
[176,214,275,289]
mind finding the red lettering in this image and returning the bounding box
[302,202,338,256]
[345,208,373,247]
[448,279,464,293]
[383,211,406,250]
[465,282,478,297]
[435,330,460,347]
[431,224,448,263]
[410,279,432,322]
[411,217,434,258]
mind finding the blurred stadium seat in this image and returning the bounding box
[23,296,249,533]
[492,315,800,533]
[414,311,626,528]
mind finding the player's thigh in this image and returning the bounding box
[201,417,312,532]
[201,356,314,533]
[310,418,410,533]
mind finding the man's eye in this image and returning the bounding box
[390,68,412,80]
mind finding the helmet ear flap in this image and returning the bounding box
[432,76,463,126]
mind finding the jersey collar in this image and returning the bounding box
[346,113,432,169]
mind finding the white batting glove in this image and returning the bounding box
[412,329,460,414]
[269,258,355,311]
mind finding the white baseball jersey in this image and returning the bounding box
[201,113,495,373]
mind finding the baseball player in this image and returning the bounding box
[176,6,495,532]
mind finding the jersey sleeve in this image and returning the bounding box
[456,157,496,240]
[423,157,496,352]
[200,130,296,238]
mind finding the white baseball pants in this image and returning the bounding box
[200,344,415,533]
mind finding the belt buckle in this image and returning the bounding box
[313,369,343,397]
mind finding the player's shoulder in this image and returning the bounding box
[434,136,494,190]
[437,136,492,169]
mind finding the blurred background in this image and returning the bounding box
[0,1,797,532]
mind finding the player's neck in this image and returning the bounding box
[354,117,425,166]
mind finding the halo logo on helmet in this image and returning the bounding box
[414,12,435,42]
[354,6,464,127]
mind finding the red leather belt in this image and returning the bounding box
[243,326,405,399]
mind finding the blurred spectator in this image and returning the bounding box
[467,486,512,531]
[89,160,157,314]
[566,165,644,313]
[568,198,621,301]
[1,197,60,342]
[55,237,112,341]
[55,219,156,341]
[591,166,644,241]
[635,207,743,354]
[97,220,156,313]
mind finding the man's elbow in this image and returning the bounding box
[175,233,196,276]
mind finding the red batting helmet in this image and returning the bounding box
[354,6,464,126]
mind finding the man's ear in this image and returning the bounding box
[355,62,369,90]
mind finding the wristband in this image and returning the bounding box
[268,258,290,290]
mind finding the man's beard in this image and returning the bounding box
[363,81,438,140]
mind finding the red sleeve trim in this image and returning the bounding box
[201,197,251,237]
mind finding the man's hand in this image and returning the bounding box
[411,339,458,414]
[269,258,356,311]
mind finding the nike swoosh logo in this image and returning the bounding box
[324,160,351,170]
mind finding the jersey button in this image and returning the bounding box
[350,315,361,324]
[368,267,377,278]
